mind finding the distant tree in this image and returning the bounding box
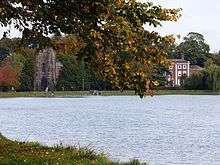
[175,32,210,66]
[0,37,21,53]
[212,52,220,66]
[56,54,109,91]
[204,60,220,91]
[0,59,20,90]
[15,48,36,91]
[152,65,168,87]
[0,47,9,62]
[0,37,21,63]
[184,72,206,90]
[184,59,220,91]
[56,55,80,90]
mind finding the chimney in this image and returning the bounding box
[181,54,185,60]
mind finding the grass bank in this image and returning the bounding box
[0,90,220,98]
[0,133,145,165]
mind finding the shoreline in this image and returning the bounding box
[0,133,144,165]
[0,90,220,98]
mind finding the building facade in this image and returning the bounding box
[34,48,62,91]
[166,59,190,87]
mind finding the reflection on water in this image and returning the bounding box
[0,96,220,165]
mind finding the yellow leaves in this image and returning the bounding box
[124,62,130,70]
[114,0,125,8]
[53,36,85,55]
[145,47,157,54]
[90,30,102,40]
[161,8,182,22]
[152,81,159,86]
[163,35,176,45]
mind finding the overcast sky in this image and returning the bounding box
[140,0,220,52]
[1,0,220,52]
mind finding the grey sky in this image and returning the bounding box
[1,0,220,52]
[140,0,220,52]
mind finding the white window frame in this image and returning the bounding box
[178,71,182,77]
[177,79,181,86]
[178,65,182,69]
[183,65,187,69]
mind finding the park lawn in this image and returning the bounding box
[0,90,220,98]
[0,91,135,98]
[0,133,145,165]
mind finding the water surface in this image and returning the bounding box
[0,96,219,165]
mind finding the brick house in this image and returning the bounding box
[166,59,205,87]
[166,59,190,87]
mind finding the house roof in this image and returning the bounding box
[190,65,204,70]
[169,59,189,63]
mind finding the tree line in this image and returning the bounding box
[0,37,112,92]
[1,31,220,92]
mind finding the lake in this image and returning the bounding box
[0,96,220,165]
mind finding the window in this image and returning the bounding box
[178,65,182,69]
[42,63,46,73]
[177,79,180,85]
[169,66,173,70]
[183,71,187,75]
[183,65,186,69]
[178,71,182,77]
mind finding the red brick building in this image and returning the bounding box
[166,59,190,87]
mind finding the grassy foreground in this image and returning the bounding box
[0,133,146,165]
[0,90,220,98]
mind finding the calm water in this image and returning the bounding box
[0,96,220,165]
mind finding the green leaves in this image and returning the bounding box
[176,32,210,67]
[0,0,180,97]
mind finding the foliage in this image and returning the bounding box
[0,47,9,62]
[56,54,111,91]
[0,37,21,62]
[15,48,37,91]
[0,133,146,165]
[184,60,220,91]
[9,53,25,76]
[0,0,181,97]
[0,58,20,89]
[174,32,210,66]
[152,64,168,87]
[0,37,21,53]
[212,52,220,66]
[53,35,86,57]
[204,61,220,91]
[0,46,36,91]
[184,72,206,90]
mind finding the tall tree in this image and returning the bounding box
[0,47,9,62]
[0,58,20,89]
[15,48,37,91]
[0,37,21,62]
[175,32,210,66]
[0,0,180,97]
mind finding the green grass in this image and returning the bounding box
[0,91,135,98]
[0,133,146,165]
[0,90,220,98]
[156,90,220,95]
